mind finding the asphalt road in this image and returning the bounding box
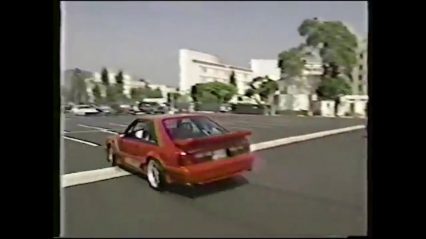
[62,113,365,174]
[62,128,367,237]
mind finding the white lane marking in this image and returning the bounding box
[61,124,365,188]
[63,136,100,147]
[62,167,131,187]
[109,123,128,127]
[250,125,365,151]
[64,130,113,134]
[78,124,118,134]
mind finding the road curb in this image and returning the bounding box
[62,167,131,188]
[250,125,365,152]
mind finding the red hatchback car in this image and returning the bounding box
[105,114,255,190]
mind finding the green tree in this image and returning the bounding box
[276,18,359,101]
[195,82,237,104]
[151,88,163,98]
[255,77,279,102]
[130,88,145,101]
[92,84,103,104]
[106,85,120,103]
[141,87,162,98]
[101,68,109,86]
[229,71,237,87]
[70,68,89,104]
[176,94,191,104]
[190,84,199,102]
[245,76,279,115]
[199,91,220,103]
[278,46,305,78]
[167,92,181,103]
[113,71,125,99]
[244,88,255,98]
[316,76,351,100]
[298,18,358,78]
[115,70,124,85]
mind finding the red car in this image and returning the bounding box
[105,114,254,191]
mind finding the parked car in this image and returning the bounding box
[118,104,132,114]
[138,102,168,114]
[105,114,254,191]
[63,105,72,113]
[70,105,100,116]
[219,104,232,113]
[96,105,113,115]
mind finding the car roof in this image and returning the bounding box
[136,113,207,122]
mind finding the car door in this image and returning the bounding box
[118,120,146,168]
[132,120,160,167]
[120,120,159,169]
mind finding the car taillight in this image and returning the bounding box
[228,140,250,155]
[177,151,194,166]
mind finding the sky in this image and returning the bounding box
[62,1,368,87]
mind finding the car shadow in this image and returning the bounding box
[166,175,249,199]
[120,164,249,198]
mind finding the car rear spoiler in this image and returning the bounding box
[174,130,251,150]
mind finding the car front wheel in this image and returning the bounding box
[147,159,166,191]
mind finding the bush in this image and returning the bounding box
[194,102,222,112]
[231,103,266,114]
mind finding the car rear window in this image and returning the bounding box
[163,116,228,140]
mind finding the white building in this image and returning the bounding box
[276,49,324,112]
[278,52,323,96]
[179,49,253,95]
[86,70,141,100]
[250,59,281,80]
[147,83,178,98]
[301,56,323,77]
[351,38,368,95]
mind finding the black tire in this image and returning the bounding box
[146,159,167,191]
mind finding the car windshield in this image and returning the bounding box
[163,116,228,140]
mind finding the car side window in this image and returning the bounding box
[143,121,158,145]
[126,122,146,138]
[125,120,158,145]
[124,121,138,136]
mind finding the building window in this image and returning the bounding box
[359,65,363,71]
[200,66,207,73]
[359,74,363,81]
[360,53,364,59]
[358,85,363,93]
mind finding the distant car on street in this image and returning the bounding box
[219,104,232,113]
[96,105,113,115]
[71,105,99,116]
[63,105,73,113]
[105,114,254,191]
[138,102,168,114]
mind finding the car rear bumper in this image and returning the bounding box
[164,153,254,185]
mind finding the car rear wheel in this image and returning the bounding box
[147,159,166,191]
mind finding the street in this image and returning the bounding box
[62,113,367,237]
